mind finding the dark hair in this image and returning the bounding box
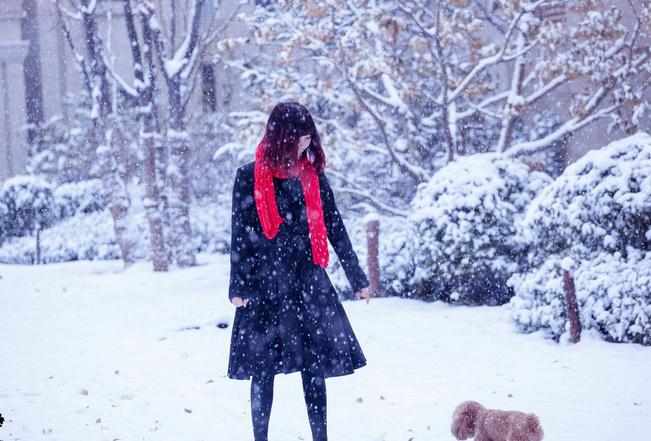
[262,101,326,173]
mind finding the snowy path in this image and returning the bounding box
[1,254,649,441]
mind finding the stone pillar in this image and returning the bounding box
[0,41,29,182]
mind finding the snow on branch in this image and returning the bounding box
[162,0,205,79]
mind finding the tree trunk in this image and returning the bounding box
[80,0,134,266]
[156,133,171,262]
[563,269,582,343]
[142,20,169,272]
[35,227,41,265]
[151,0,206,268]
[124,0,168,271]
[366,218,381,298]
[166,78,196,267]
[142,131,168,271]
[97,121,135,265]
[497,32,526,153]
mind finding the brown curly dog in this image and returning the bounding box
[451,400,544,441]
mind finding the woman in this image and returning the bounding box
[227,101,371,441]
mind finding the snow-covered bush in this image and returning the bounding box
[511,133,651,345]
[407,153,552,304]
[26,95,100,184]
[579,250,651,345]
[326,213,420,299]
[0,198,8,244]
[378,218,420,298]
[509,255,569,338]
[0,175,55,238]
[510,250,651,345]
[519,132,651,266]
[189,198,231,254]
[53,179,107,220]
[26,93,140,185]
[0,210,128,264]
[0,198,231,265]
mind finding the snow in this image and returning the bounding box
[79,0,97,15]
[2,255,650,441]
[560,256,575,272]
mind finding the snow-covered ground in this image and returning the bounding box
[1,254,649,441]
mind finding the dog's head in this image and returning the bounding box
[451,401,483,440]
[526,413,544,441]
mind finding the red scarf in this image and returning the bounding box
[254,137,329,268]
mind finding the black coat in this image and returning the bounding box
[226,161,369,380]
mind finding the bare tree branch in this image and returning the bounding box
[54,0,93,95]
[343,66,429,183]
[507,45,651,157]
[326,169,409,217]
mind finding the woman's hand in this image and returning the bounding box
[356,286,371,303]
[231,296,250,308]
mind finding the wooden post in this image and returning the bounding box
[35,228,41,265]
[563,269,581,343]
[366,218,381,298]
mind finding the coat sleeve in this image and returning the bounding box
[318,171,370,294]
[228,166,258,301]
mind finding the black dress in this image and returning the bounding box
[226,161,369,380]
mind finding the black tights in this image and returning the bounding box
[251,370,327,441]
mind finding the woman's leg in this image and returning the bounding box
[301,369,328,441]
[251,371,275,441]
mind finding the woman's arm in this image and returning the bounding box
[228,166,258,301]
[318,171,370,293]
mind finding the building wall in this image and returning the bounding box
[0,1,29,182]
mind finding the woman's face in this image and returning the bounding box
[297,134,312,158]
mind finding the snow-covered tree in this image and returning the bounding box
[55,0,136,266]
[123,0,245,267]
[220,0,650,214]
[26,93,98,184]
[146,0,208,267]
[50,0,244,270]
[107,0,170,271]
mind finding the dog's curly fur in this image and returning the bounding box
[451,401,544,441]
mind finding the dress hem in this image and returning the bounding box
[226,359,367,381]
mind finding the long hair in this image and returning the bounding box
[261,101,326,173]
